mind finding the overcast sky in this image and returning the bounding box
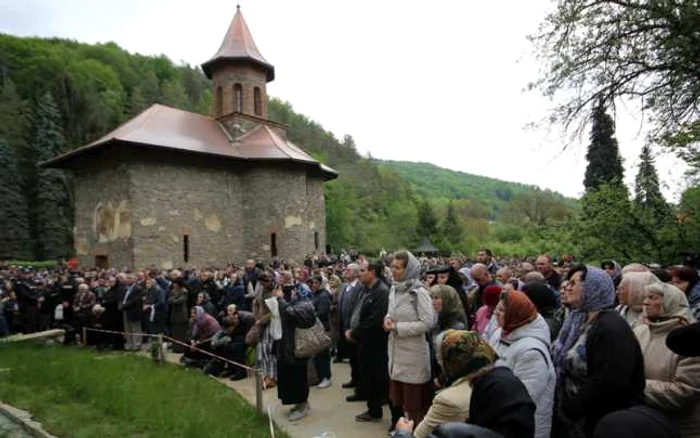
[0,0,688,199]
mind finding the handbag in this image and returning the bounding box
[294,318,331,358]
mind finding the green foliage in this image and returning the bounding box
[441,201,463,248]
[0,343,288,438]
[417,200,439,243]
[0,138,31,259]
[530,0,700,172]
[32,92,73,260]
[584,102,624,191]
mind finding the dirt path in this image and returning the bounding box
[162,352,390,438]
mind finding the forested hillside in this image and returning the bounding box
[0,34,579,260]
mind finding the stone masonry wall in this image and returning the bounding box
[73,159,134,268]
[241,166,327,263]
[128,156,245,269]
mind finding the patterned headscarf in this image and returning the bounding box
[191,305,206,338]
[439,330,498,386]
[552,266,615,375]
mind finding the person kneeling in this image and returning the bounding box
[204,307,254,380]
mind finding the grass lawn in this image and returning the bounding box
[0,343,287,438]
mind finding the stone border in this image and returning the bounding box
[0,403,59,438]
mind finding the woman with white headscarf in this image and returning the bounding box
[635,283,700,438]
[385,251,436,431]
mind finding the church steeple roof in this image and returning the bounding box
[201,6,275,81]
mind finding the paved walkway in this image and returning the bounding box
[162,352,390,438]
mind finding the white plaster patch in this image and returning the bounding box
[140,217,157,226]
[158,226,166,232]
[309,221,316,229]
[193,208,203,222]
[205,214,222,232]
[284,215,303,228]
[168,210,181,216]
[171,235,180,243]
[262,244,271,251]
[161,261,173,270]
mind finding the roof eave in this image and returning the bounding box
[201,57,275,81]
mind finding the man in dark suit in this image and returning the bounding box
[351,260,391,422]
[119,273,145,351]
[337,264,363,391]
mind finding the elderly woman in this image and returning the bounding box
[491,291,555,438]
[385,251,436,428]
[402,330,535,438]
[669,266,700,321]
[429,284,467,333]
[182,305,221,368]
[553,265,645,438]
[615,272,659,328]
[635,283,700,438]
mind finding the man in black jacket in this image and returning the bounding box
[350,260,390,422]
[14,270,43,334]
[119,273,145,351]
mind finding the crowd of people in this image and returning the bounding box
[1,249,700,438]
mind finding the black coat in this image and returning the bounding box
[119,284,144,322]
[311,289,331,331]
[559,310,645,436]
[469,366,536,438]
[355,279,389,350]
[276,298,315,366]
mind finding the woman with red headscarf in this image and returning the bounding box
[490,290,555,438]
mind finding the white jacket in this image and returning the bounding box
[493,314,555,438]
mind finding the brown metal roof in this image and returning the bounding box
[201,6,274,81]
[41,104,337,180]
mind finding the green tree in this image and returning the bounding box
[417,200,439,243]
[441,201,463,247]
[530,0,700,175]
[634,144,670,223]
[584,102,625,191]
[0,138,32,259]
[32,92,73,260]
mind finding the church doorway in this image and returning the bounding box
[95,255,108,269]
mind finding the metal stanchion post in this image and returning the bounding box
[255,369,263,415]
[82,327,87,347]
[157,334,164,364]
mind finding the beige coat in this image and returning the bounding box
[386,283,435,384]
[635,319,700,438]
[414,377,472,438]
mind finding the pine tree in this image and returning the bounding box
[634,144,671,227]
[32,92,73,260]
[417,200,439,242]
[584,102,625,191]
[441,201,463,247]
[0,138,32,259]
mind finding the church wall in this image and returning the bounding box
[241,165,327,263]
[73,159,134,269]
[127,157,245,269]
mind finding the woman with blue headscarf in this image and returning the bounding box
[552,265,645,438]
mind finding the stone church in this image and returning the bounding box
[44,7,337,269]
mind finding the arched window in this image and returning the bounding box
[254,87,262,116]
[215,85,223,116]
[234,83,243,113]
[314,232,319,251]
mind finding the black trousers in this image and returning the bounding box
[359,342,388,417]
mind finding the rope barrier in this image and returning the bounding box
[83,327,257,372]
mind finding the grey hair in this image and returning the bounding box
[346,263,360,275]
[523,271,546,283]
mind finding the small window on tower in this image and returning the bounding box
[234,83,243,113]
[215,85,223,116]
[314,232,319,251]
[254,87,262,116]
